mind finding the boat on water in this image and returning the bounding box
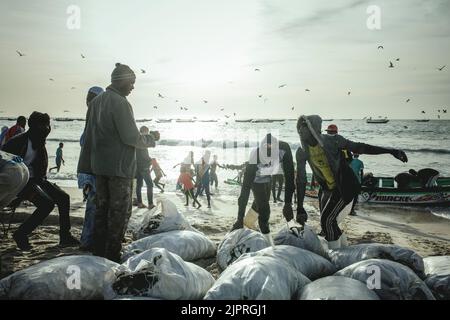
[198,120,218,123]
[136,118,152,122]
[359,176,450,206]
[54,118,74,122]
[415,119,430,122]
[251,119,274,123]
[366,117,389,124]
[235,119,253,123]
[322,119,334,122]
[175,119,196,123]
[155,119,172,123]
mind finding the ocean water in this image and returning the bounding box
[1,118,449,218]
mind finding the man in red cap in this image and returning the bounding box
[325,124,338,135]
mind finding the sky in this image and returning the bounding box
[0,0,449,119]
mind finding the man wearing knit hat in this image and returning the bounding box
[78,63,160,262]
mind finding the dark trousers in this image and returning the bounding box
[94,175,133,263]
[250,182,271,234]
[195,182,211,206]
[210,172,218,188]
[16,179,71,238]
[136,170,153,205]
[351,194,358,212]
[319,188,347,241]
[271,174,284,200]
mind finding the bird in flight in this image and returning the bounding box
[81,54,86,59]
[183,107,188,111]
[291,107,295,110]
[16,50,25,57]
[443,109,447,113]
[389,62,394,68]
[158,93,164,98]
[220,107,225,111]
[49,78,55,81]
[255,68,261,72]
[347,91,351,95]
[278,84,287,88]
[225,115,230,118]
[406,99,410,103]
[64,110,70,113]
[203,100,208,104]
[233,112,236,116]
[396,58,400,62]
[141,69,146,74]
[175,100,179,103]
[180,107,183,110]
[71,87,76,90]
[305,89,310,92]
[153,106,158,109]
[378,45,384,50]
[421,110,426,114]
[437,65,446,71]
[258,95,263,98]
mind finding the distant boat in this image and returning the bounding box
[322,119,334,121]
[366,117,389,124]
[156,119,172,123]
[136,118,152,122]
[235,119,253,123]
[341,119,352,121]
[251,119,274,123]
[54,118,74,122]
[175,119,196,123]
[415,119,430,122]
[198,120,218,123]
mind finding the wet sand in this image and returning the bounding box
[1,186,449,280]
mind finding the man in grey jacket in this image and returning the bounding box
[296,115,407,249]
[78,63,160,262]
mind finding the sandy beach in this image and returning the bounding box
[1,185,449,280]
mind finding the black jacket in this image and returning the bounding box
[2,132,48,180]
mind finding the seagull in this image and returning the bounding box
[158,93,164,98]
[378,45,384,50]
[255,68,261,72]
[220,108,225,111]
[305,89,310,92]
[443,109,447,113]
[180,107,183,110]
[396,58,400,62]
[437,65,446,71]
[278,84,287,88]
[406,99,410,103]
[16,50,25,57]
[140,69,146,74]
[183,107,188,111]
[225,115,230,118]
[64,110,70,113]
[347,91,351,95]
[389,61,394,68]
[203,100,208,104]
[421,110,426,114]
[175,100,179,103]
[291,107,295,110]
[258,95,263,98]
[81,54,86,59]
[233,112,236,116]
[438,109,441,113]
[49,78,55,81]
[71,87,76,90]
[153,106,158,109]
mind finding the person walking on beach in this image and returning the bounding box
[0,126,9,148]
[296,115,408,249]
[4,116,27,144]
[349,153,364,216]
[3,112,79,250]
[194,150,212,208]
[151,158,165,192]
[210,155,224,189]
[78,63,160,262]
[231,133,295,245]
[49,142,65,173]
[135,126,155,209]
[174,151,194,191]
[271,171,284,203]
[180,165,201,208]
[77,86,104,251]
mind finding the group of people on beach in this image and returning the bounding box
[0,61,409,261]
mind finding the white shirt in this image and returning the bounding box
[23,139,37,177]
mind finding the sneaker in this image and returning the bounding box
[60,234,80,247]
[13,232,33,251]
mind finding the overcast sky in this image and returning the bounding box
[0,0,449,119]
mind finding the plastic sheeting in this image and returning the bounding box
[423,256,450,300]
[121,230,216,262]
[299,276,380,300]
[110,248,215,300]
[217,229,269,270]
[0,256,118,300]
[329,243,425,278]
[274,225,328,258]
[235,245,336,280]
[128,199,197,240]
[335,259,435,300]
[204,255,311,300]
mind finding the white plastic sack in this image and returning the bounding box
[217,229,269,270]
[335,259,435,300]
[299,276,380,300]
[121,230,216,262]
[110,248,215,300]
[274,225,328,258]
[329,244,425,278]
[204,256,311,300]
[0,255,118,300]
[423,256,450,300]
[235,245,336,280]
[129,199,197,240]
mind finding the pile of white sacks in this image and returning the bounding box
[0,199,448,300]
